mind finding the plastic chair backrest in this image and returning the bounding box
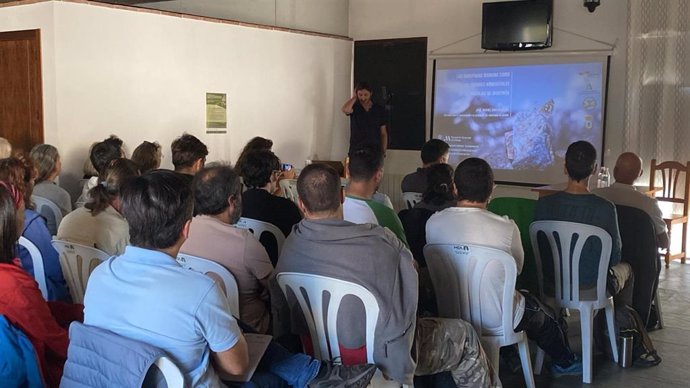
[529,221,611,308]
[32,195,63,235]
[401,192,422,210]
[488,197,538,294]
[18,236,48,299]
[52,240,110,304]
[276,272,379,363]
[279,179,299,204]
[423,244,520,342]
[176,253,240,317]
[235,217,286,263]
[154,356,184,388]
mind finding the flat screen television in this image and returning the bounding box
[482,0,553,51]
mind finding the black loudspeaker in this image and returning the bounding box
[354,37,427,151]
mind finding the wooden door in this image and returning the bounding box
[0,29,44,154]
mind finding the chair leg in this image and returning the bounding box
[655,288,664,329]
[517,339,536,388]
[605,301,619,363]
[580,308,594,384]
[666,224,672,268]
[681,222,687,264]
[533,347,545,375]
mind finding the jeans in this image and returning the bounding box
[224,320,320,388]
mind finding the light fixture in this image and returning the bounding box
[584,0,601,13]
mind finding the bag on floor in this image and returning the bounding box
[595,304,661,367]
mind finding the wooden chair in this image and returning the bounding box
[649,159,690,267]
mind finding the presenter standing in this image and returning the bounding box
[342,82,388,157]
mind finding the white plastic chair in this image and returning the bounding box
[51,239,111,304]
[279,179,299,204]
[276,272,410,388]
[401,192,422,210]
[424,244,539,388]
[529,221,619,384]
[176,253,240,317]
[32,195,63,236]
[154,356,185,388]
[18,236,49,299]
[236,217,286,255]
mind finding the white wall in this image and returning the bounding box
[140,0,350,36]
[1,1,352,197]
[349,0,629,198]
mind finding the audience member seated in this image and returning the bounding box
[235,136,273,176]
[594,152,669,249]
[240,150,302,251]
[0,181,83,388]
[343,148,408,246]
[58,159,140,256]
[273,164,495,387]
[414,163,456,212]
[0,137,11,158]
[401,139,450,194]
[181,164,274,334]
[77,136,124,207]
[83,170,375,387]
[171,133,208,185]
[81,142,99,180]
[0,157,70,302]
[400,163,456,265]
[534,141,634,306]
[30,144,73,216]
[131,140,162,173]
[426,157,581,376]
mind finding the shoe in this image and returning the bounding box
[309,363,377,388]
[551,358,583,377]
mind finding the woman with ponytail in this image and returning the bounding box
[57,159,140,255]
[0,181,82,387]
[415,163,457,212]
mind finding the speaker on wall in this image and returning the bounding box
[354,37,427,151]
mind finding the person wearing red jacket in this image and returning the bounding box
[0,181,82,387]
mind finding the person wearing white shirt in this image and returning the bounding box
[426,157,581,376]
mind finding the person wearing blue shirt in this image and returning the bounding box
[19,208,71,302]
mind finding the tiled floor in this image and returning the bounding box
[499,262,690,387]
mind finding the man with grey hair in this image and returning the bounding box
[180,164,274,334]
[30,144,73,217]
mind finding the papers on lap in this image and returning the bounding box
[219,333,272,383]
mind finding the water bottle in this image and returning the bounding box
[597,166,611,188]
[619,335,633,368]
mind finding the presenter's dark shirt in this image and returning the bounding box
[348,101,386,154]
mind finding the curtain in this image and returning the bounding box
[624,0,689,165]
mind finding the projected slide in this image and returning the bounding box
[433,60,606,185]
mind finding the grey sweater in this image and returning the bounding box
[273,218,418,385]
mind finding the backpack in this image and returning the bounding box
[595,303,661,367]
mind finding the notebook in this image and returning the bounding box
[219,333,272,382]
